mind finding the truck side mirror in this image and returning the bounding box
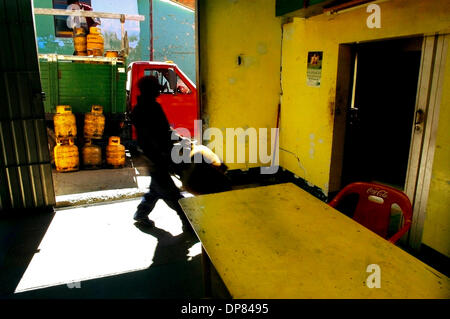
[168,68,177,93]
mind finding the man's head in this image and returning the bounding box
[138,75,162,98]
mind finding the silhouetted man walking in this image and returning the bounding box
[130,75,186,227]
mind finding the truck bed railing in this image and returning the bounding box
[38,54,125,66]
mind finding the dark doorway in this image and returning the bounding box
[341,37,423,190]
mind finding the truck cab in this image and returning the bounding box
[126,61,198,139]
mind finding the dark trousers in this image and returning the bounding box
[135,169,185,217]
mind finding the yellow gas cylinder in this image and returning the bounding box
[54,105,77,138]
[54,138,79,172]
[86,27,104,56]
[84,105,105,139]
[73,27,87,55]
[105,50,118,58]
[106,136,125,168]
[82,139,102,169]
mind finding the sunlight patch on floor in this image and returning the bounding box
[14,198,186,293]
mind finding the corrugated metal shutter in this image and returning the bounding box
[0,0,55,211]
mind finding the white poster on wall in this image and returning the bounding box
[307,51,323,87]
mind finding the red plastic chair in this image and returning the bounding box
[329,182,413,244]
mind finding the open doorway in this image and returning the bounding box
[341,37,423,190]
[32,0,198,206]
[0,0,202,296]
[330,34,448,249]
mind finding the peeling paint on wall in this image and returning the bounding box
[257,43,268,55]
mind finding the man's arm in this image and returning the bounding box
[79,3,101,26]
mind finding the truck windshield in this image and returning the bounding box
[143,69,191,94]
[144,69,174,94]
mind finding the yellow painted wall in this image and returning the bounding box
[280,0,450,255]
[199,0,282,170]
[422,44,450,257]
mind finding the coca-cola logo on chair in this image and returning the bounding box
[366,188,388,199]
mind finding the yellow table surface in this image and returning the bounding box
[179,183,450,299]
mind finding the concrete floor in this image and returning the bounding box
[53,151,155,207]
[2,152,447,298]
[0,198,204,299]
[0,148,247,299]
[0,149,239,299]
[0,146,263,299]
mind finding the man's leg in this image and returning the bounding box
[151,171,183,210]
[133,176,161,225]
[134,192,158,217]
[150,170,191,228]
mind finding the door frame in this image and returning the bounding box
[329,34,448,250]
[406,34,448,250]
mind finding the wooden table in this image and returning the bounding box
[179,183,450,299]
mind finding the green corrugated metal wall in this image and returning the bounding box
[0,0,55,211]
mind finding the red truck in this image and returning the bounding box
[126,61,198,139]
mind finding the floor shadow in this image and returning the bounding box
[0,210,56,297]
[9,256,203,299]
[132,222,199,268]
[5,220,203,299]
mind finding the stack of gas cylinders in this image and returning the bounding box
[86,27,104,57]
[53,105,79,172]
[82,105,104,169]
[73,27,87,56]
[73,27,120,61]
[73,27,104,57]
[53,104,126,172]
